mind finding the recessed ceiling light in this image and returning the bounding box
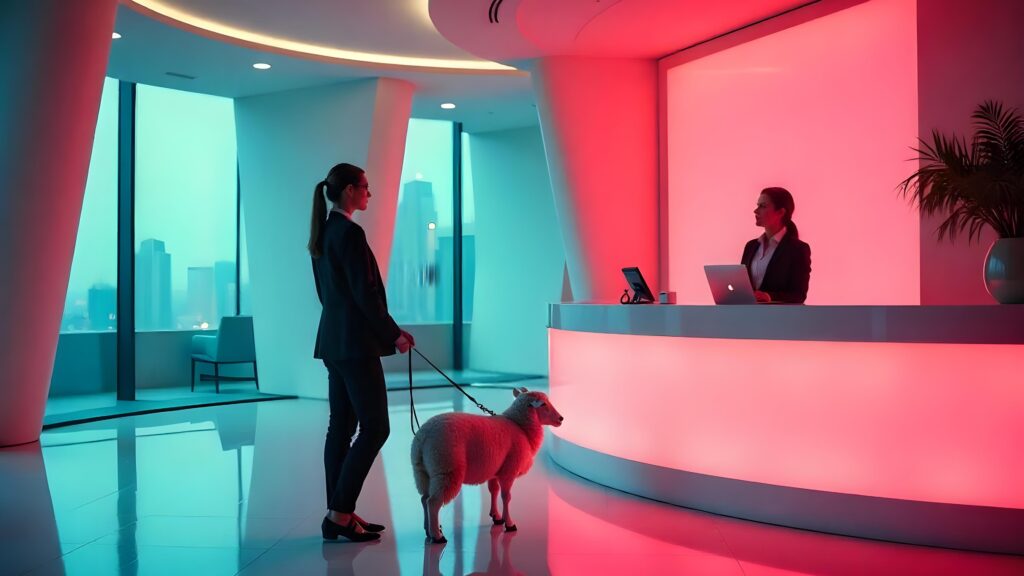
[112,32,122,39]
[252,63,271,70]
[440,103,456,110]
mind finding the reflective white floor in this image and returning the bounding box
[3,385,1023,576]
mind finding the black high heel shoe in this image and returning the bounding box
[322,516,380,543]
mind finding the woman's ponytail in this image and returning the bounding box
[308,163,365,258]
[786,220,800,240]
[308,181,328,258]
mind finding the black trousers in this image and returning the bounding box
[323,356,390,513]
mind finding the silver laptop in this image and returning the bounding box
[704,265,757,305]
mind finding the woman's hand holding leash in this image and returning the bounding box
[396,329,415,353]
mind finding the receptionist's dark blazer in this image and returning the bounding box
[740,230,812,304]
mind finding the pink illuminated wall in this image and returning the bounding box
[548,329,1024,509]
[665,0,919,304]
[917,0,1024,304]
[533,57,659,301]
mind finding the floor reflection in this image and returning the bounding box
[0,442,63,576]
[1,386,1021,576]
[465,526,524,576]
[545,448,1024,576]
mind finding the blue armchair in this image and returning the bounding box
[191,315,259,393]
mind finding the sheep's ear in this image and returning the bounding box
[513,388,522,398]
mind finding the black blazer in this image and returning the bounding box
[313,212,401,361]
[741,230,812,304]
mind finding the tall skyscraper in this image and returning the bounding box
[87,283,116,331]
[214,260,237,321]
[186,266,215,328]
[388,179,438,322]
[136,238,172,330]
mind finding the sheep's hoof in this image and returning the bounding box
[426,524,446,544]
[504,523,517,532]
[490,515,504,525]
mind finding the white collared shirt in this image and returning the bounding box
[330,207,352,220]
[750,227,787,290]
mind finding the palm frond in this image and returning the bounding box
[899,100,1024,242]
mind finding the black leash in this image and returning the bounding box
[408,346,497,435]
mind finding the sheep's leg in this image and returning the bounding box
[426,494,447,543]
[498,476,517,531]
[421,494,430,537]
[487,478,503,524]
[426,474,456,544]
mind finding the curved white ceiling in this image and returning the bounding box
[107,6,536,133]
[432,0,812,61]
[125,0,515,71]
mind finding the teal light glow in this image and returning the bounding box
[62,77,118,333]
[387,119,455,324]
[135,85,238,330]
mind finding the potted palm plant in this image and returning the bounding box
[898,100,1024,303]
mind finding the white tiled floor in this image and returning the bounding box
[3,385,1022,576]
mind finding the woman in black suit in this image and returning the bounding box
[740,187,811,303]
[308,163,414,542]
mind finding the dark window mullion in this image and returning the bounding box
[453,122,464,370]
[235,161,241,316]
[116,81,137,401]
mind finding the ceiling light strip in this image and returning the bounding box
[128,0,516,72]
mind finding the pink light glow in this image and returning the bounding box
[549,328,1024,509]
[546,479,1024,574]
[517,0,806,58]
[533,57,659,301]
[665,0,920,305]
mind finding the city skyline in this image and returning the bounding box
[61,236,241,332]
[61,107,474,332]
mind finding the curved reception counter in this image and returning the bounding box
[547,304,1024,554]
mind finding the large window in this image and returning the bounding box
[461,131,475,323]
[61,77,119,333]
[387,119,455,324]
[135,85,238,330]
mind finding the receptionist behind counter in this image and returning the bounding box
[741,187,812,303]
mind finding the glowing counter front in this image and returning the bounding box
[547,304,1024,554]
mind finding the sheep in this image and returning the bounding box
[410,387,564,543]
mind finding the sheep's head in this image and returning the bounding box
[512,387,563,427]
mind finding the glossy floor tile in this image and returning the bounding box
[3,385,1023,575]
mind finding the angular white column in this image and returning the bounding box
[0,1,117,446]
[235,79,414,398]
[532,57,660,301]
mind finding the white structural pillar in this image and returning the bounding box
[235,78,414,398]
[0,1,117,446]
[531,57,660,302]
